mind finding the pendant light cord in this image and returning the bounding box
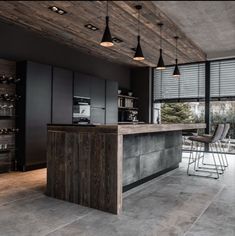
[138,8,140,37]
[176,37,177,60]
[106,0,109,17]
[175,36,179,63]
[160,25,162,49]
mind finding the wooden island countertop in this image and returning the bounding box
[48,123,206,135]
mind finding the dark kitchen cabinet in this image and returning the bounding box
[91,77,105,108]
[52,67,73,124]
[90,107,105,124]
[105,80,118,124]
[16,61,52,170]
[74,72,91,98]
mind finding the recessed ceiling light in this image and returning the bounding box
[112,37,123,43]
[84,24,99,31]
[48,6,67,15]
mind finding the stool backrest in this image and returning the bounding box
[211,124,224,143]
[220,123,230,140]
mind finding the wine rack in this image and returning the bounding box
[0,59,17,173]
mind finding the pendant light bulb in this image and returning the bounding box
[100,1,113,47]
[156,23,165,70]
[173,36,180,77]
[133,5,144,61]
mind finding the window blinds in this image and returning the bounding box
[210,59,235,98]
[153,63,205,102]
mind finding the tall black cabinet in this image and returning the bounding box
[90,77,106,124]
[16,61,119,171]
[16,61,52,171]
[106,80,118,124]
[74,72,91,98]
[52,67,73,124]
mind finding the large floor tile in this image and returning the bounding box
[0,195,91,236]
[185,220,235,236]
[46,210,157,236]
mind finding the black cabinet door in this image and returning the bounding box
[90,77,105,108]
[90,107,105,124]
[25,61,52,168]
[105,80,118,124]
[52,67,73,124]
[74,72,91,98]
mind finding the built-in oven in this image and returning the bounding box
[73,96,91,124]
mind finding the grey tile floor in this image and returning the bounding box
[0,154,234,236]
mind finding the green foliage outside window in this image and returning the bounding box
[161,103,194,123]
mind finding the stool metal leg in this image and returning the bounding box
[187,141,220,179]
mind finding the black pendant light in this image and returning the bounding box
[173,36,180,78]
[156,23,165,70]
[133,5,144,61]
[100,1,113,47]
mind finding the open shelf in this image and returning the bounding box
[0,116,16,120]
[118,95,138,100]
[0,149,11,154]
[118,106,138,110]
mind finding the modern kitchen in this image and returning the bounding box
[0,1,234,236]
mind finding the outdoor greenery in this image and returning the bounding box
[161,103,194,123]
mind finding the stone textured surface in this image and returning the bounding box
[0,154,234,236]
[123,131,182,186]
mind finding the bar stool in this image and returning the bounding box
[219,123,230,167]
[187,124,224,179]
[201,123,230,169]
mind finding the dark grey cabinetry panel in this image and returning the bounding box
[106,80,118,124]
[90,107,105,124]
[74,72,91,98]
[91,77,105,108]
[16,61,52,170]
[52,67,73,124]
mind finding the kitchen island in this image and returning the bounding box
[46,123,205,214]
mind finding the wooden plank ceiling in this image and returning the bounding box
[0,1,206,67]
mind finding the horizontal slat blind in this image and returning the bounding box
[211,59,235,98]
[153,63,205,101]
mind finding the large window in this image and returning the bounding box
[153,63,205,102]
[153,59,235,154]
[211,59,235,99]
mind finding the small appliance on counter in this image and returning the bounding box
[73,96,91,124]
[126,109,138,122]
[118,109,138,122]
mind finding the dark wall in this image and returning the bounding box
[131,67,152,123]
[0,20,130,88]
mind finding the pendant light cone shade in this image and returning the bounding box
[173,36,180,77]
[100,16,113,47]
[134,36,144,61]
[156,49,165,70]
[173,59,180,77]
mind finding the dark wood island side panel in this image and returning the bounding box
[46,126,122,214]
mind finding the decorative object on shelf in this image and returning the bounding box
[156,22,165,70]
[133,5,144,61]
[128,91,133,96]
[100,1,113,47]
[0,128,19,135]
[0,75,20,84]
[0,144,8,150]
[118,89,122,95]
[173,36,180,78]
[0,93,21,102]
